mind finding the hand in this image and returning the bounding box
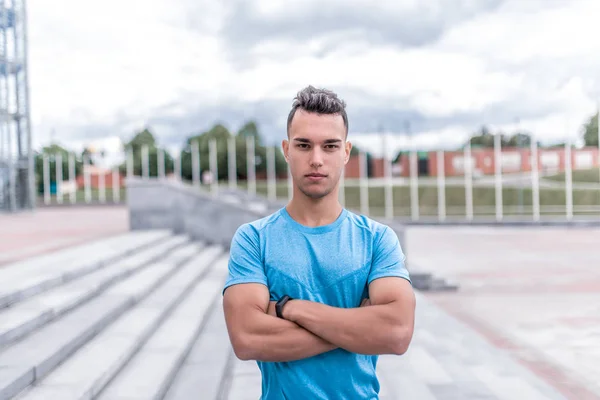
[360,298,371,307]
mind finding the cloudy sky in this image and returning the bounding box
[27,0,600,159]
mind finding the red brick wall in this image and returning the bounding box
[76,172,125,189]
[398,155,417,177]
[371,158,386,178]
[397,147,600,177]
[344,155,361,178]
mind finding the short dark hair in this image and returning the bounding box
[286,85,349,137]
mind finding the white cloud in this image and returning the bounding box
[25,0,600,158]
[28,0,228,147]
[432,0,600,141]
[442,0,600,63]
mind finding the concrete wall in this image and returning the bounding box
[127,178,284,248]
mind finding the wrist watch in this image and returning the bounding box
[275,295,292,319]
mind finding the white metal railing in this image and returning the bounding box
[31,133,600,223]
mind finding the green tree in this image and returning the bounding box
[462,125,539,149]
[33,144,85,192]
[582,112,599,147]
[120,128,174,177]
[541,142,576,149]
[465,126,506,148]
[505,131,538,147]
[126,128,157,152]
[180,121,287,182]
[234,121,278,178]
[237,121,263,146]
[180,123,233,182]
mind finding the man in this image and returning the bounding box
[222,86,415,399]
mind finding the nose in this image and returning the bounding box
[309,148,324,168]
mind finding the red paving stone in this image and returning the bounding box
[557,280,600,292]
[407,225,600,399]
[0,206,129,266]
[430,294,600,400]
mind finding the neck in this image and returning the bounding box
[285,186,343,227]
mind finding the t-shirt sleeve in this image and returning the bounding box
[222,223,268,295]
[368,226,411,285]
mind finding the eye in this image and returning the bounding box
[325,145,339,150]
[296,143,310,149]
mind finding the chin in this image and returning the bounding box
[300,187,332,200]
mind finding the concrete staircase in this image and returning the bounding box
[0,230,232,400]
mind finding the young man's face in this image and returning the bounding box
[282,109,352,200]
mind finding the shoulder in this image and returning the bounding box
[345,210,392,243]
[233,209,284,242]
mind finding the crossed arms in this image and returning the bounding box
[222,277,415,362]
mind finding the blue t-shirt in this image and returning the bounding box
[223,207,411,400]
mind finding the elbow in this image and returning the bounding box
[389,325,413,355]
[231,335,256,361]
[391,340,410,356]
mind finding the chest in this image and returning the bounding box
[262,231,373,306]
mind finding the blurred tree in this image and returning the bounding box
[180,123,232,182]
[541,142,576,149]
[465,126,508,148]
[120,127,174,177]
[125,128,156,151]
[582,112,599,147]
[179,120,287,182]
[505,131,542,148]
[237,121,263,146]
[34,143,84,192]
[462,125,541,149]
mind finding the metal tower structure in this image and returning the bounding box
[0,0,33,212]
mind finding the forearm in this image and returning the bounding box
[285,300,406,355]
[236,313,336,362]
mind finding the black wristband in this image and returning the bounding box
[275,295,292,319]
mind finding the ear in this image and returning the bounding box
[344,141,352,164]
[282,139,289,161]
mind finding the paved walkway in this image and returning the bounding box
[0,206,128,266]
[407,225,600,399]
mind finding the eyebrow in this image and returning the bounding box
[293,138,342,144]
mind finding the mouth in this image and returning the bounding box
[305,173,327,181]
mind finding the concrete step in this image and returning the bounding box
[163,297,233,400]
[10,245,225,400]
[97,254,229,400]
[0,230,174,309]
[226,358,263,400]
[0,241,218,400]
[0,235,192,348]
